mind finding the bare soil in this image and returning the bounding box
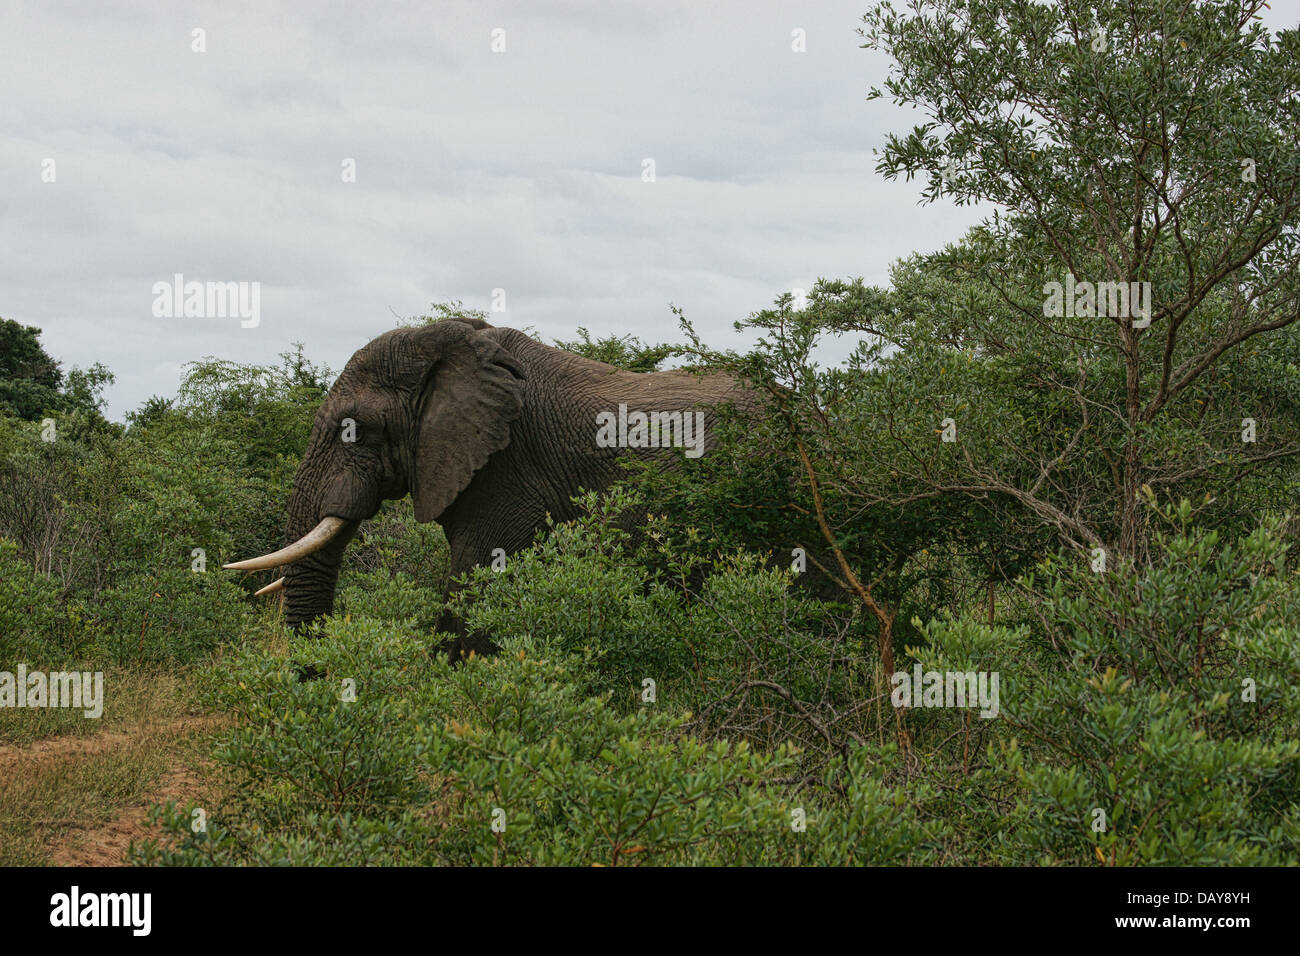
[0,714,226,866]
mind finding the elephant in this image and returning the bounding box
[225,316,750,656]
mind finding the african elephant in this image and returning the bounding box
[225,316,749,654]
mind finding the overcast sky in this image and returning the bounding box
[4,1,1293,419]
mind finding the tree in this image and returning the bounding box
[0,318,62,420]
[553,327,677,373]
[655,1,1299,717]
[170,344,332,473]
[860,0,1300,559]
[399,300,491,328]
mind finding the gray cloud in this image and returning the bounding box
[0,0,1107,416]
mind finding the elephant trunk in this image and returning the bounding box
[281,546,353,628]
[222,469,361,628]
[279,483,359,627]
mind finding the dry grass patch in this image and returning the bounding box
[0,668,227,866]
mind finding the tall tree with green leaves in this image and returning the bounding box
[661,0,1298,690]
[860,0,1299,559]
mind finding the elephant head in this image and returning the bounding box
[225,318,525,627]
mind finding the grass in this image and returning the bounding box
[0,665,195,748]
[0,667,223,865]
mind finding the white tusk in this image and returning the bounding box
[224,517,348,572]
[255,576,285,596]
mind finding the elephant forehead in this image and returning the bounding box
[338,333,426,388]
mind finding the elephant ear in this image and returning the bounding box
[410,322,525,523]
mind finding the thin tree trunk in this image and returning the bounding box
[1120,324,1143,559]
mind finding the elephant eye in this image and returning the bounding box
[338,417,383,447]
[337,418,363,442]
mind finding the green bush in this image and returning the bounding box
[913,505,1300,865]
[450,489,861,724]
[94,567,252,665]
[0,538,84,665]
[337,497,448,627]
[135,615,938,866]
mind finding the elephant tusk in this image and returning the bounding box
[254,576,286,596]
[224,516,348,572]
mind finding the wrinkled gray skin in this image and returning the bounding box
[277,317,747,654]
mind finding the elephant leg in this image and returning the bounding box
[435,599,499,663]
[434,533,503,663]
[433,481,551,662]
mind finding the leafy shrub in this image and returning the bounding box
[915,505,1300,865]
[94,567,252,665]
[135,616,937,866]
[0,538,83,665]
[337,498,448,627]
[449,489,873,756]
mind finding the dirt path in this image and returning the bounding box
[49,760,213,866]
[0,714,223,770]
[0,715,227,867]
